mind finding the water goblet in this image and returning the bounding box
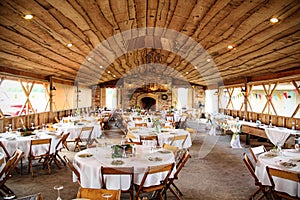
[295,144,300,152]
[102,193,112,200]
[8,124,12,132]
[5,126,9,133]
[53,185,63,200]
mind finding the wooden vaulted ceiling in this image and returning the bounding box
[0,0,299,88]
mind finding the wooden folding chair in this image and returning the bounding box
[28,138,51,176]
[134,163,175,200]
[16,192,43,200]
[249,145,266,163]
[101,166,134,200]
[76,187,121,200]
[0,149,24,198]
[63,155,81,186]
[165,150,191,199]
[266,166,299,200]
[139,135,159,147]
[0,142,11,162]
[170,134,187,149]
[71,126,94,152]
[50,132,70,169]
[135,123,147,128]
[162,143,179,155]
[242,153,269,200]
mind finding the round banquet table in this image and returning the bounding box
[73,145,176,189]
[0,131,61,161]
[126,128,192,149]
[53,122,101,140]
[255,149,300,197]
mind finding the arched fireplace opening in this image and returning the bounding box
[141,97,156,110]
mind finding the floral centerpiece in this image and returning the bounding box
[152,117,162,133]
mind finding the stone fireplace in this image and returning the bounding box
[137,93,158,111]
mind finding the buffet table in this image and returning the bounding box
[255,150,300,197]
[73,145,176,189]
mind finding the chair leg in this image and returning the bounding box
[57,154,66,166]
[171,182,183,196]
[169,186,181,200]
[51,154,62,169]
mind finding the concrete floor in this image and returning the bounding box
[4,120,272,200]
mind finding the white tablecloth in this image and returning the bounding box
[264,127,294,146]
[73,145,176,189]
[53,122,101,140]
[126,128,192,149]
[255,150,300,197]
[0,131,61,161]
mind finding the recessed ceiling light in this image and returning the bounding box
[207,58,211,62]
[99,65,103,69]
[24,14,33,20]
[194,66,198,69]
[87,57,92,61]
[113,75,116,77]
[107,71,111,73]
[186,72,189,74]
[227,45,234,49]
[67,43,72,47]
[270,17,279,23]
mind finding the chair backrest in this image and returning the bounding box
[125,141,142,145]
[54,117,60,123]
[0,149,24,185]
[170,134,188,148]
[166,114,174,122]
[266,166,300,189]
[79,126,94,143]
[0,141,11,161]
[135,123,147,127]
[136,163,175,194]
[63,155,81,185]
[139,135,159,146]
[101,166,134,200]
[185,127,196,134]
[29,138,51,157]
[242,153,260,185]
[249,145,266,163]
[76,187,121,200]
[162,143,179,154]
[173,150,191,179]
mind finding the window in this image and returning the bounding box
[0,79,48,117]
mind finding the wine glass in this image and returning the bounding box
[5,126,9,133]
[102,193,112,200]
[122,145,127,158]
[53,185,63,200]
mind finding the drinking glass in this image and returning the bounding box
[122,145,127,158]
[8,124,12,132]
[102,193,112,200]
[54,185,63,200]
[5,126,9,133]
[295,144,300,152]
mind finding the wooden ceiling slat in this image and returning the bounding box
[0,0,299,87]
